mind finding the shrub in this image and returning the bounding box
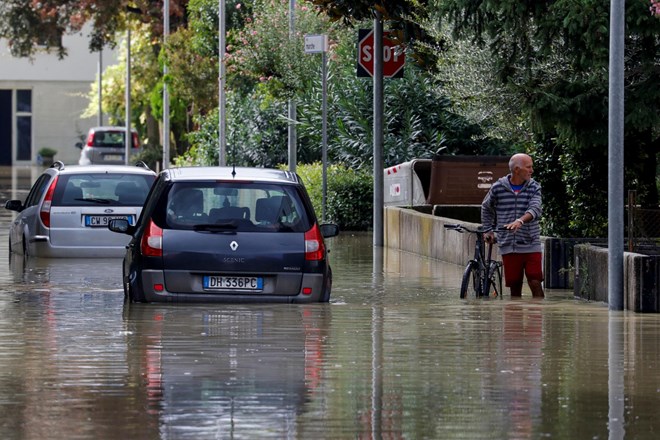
[295,162,373,231]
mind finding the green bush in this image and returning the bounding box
[295,162,373,231]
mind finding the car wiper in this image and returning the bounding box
[74,197,112,204]
[193,223,238,232]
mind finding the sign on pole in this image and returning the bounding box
[304,34,328,54]
[357,28,405,78]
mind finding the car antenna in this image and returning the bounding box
[50,161,65,170]
[232,164,236,178]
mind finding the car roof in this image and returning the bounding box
[48,163,156,176]
[88,126,138,133]
[162,167,301,184]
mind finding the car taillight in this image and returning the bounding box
[39,176,58,228]
[86,130,95,147]
[304,223,326,261]
[141,219,163,257]
[132,132,139,149]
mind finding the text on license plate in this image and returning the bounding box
[203,276,263,290]
[103,154,123,160]
[85,215,134,227]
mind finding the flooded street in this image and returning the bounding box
[0,167,659,439]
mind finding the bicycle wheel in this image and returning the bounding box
[460,261,481,299]
[485,261,504,299]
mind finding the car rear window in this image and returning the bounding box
[52,173,156,207]
[153,181,311,232]
[93,130,125,148]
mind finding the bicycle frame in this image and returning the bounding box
[444,223,503,299]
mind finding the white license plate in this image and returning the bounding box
[103,154,123,160]
[84,215,134,227]
[203,276,263,291]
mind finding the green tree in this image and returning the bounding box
[0,0,189,57]
[434,0,660,237]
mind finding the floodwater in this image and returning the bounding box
[0,167,659,439]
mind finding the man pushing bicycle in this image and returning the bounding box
[481,153,544,298]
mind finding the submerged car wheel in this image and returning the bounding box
[320,268,332,303]
[126,271,147,303]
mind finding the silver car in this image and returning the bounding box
[5,162,156,258]
[76,126,141,165]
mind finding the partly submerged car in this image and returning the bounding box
[109,166,339,303]
[5,161,156,258]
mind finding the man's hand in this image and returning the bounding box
[505,218,524,231]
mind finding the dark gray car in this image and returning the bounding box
[109,166,339,303]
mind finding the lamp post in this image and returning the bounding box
[163,0,170,169]
[125,26,131,165]
[218,0,226,166]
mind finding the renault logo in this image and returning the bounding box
[230,241,239,251]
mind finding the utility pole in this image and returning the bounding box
[125,27,131,165]
[163,0,170,169]
[97,49,103,126]
[608,0,624,310]
[218,0,226,166]
[288,0,297,173]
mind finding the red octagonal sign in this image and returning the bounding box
[357,29,405,78]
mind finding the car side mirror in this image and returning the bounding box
[4,200,24,212]
[320,223,339,238]
[108,218,135,235]
[75,142,83,149]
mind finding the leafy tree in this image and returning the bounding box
[434,0,660,237]
[0,0,189,58]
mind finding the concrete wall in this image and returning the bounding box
[384,206,496,268]
[385,206,660,312]
[574,244,660,312]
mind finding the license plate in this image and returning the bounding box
[203,276,263,291]
[103,154,123,161]
[84,215,134,227]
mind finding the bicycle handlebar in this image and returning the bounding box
[443,224,507,234]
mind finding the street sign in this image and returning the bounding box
[357,28,405,78]
[304,34,328,53]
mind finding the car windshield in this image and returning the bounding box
[52,173,156,207]
[156,181,311,232]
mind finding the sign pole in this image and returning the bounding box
[304,34,329,221]
[373,13,384,247]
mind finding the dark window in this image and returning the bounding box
[25,174,52,208]
[16,116,32,161]
[52,173,156,207]
[158,181,310,232]
[16,90,32,113]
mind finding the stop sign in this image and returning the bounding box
[357,29,405,78]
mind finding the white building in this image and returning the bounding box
[0,28,118,165]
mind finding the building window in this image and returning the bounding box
[16,89,32,161]
[17,90,32,112]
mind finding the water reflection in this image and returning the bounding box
[122,304,331,438]
[0,167,659,439]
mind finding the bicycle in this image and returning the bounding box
[443,224,504,299]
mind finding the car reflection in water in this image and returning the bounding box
[123,303,330,438]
